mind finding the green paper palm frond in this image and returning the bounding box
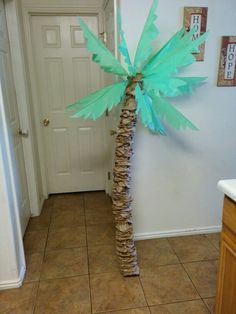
[144,75,207,98]
[150,93,199,131]
[117,10,135,75]
[135,84,166,134]
[134,0,159,71]
[68,80,128,120]
[143,28,208,76]
[69,1,208,134]
[78,18,128,77]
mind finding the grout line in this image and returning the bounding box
[41,196,54,261]
[35,273,90,283]
[32,195,54,313]
[181,262,205,302]
[95,305,150,313]
[182,258,219,265]
[164,239,209,309]
[83,193,93,314]
[32,280,40,314]
[147,297,213,310]
[203,234,220,252]
[138,275,150,309]
[202,298,213,314]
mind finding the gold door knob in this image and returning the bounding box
[43,118,50,127]
[110,129,117,136]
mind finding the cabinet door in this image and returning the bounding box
[215,231,236,314]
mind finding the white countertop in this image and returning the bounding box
[218,179,236,202]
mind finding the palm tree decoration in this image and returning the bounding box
[68,0,207,276]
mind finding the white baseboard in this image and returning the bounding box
[0,266,25,290]
[134,225,222,241]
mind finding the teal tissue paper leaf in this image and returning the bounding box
[143,75,207,97]
[134,0,159,71]
[68,80,128,120]
[143,28,208,76]
[135,84,166,134]
[144,75,187,97]
[176,77,207,94]
[117,9,135,75]
[150,93,198,131]
[78,17,128,77]
[143,28,185,74]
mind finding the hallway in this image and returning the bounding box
[0,192,219,313]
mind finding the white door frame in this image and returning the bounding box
[21,3,109,197]
[4,0,46,216]
[0,0,26,289]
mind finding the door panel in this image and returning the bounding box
[31,15,106,193]
[0,0,30,235]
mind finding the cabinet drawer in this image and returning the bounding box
[223,196,236,234]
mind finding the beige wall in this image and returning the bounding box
[120,0,236,238]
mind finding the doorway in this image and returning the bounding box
[29,14,109,194]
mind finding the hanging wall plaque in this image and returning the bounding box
[217,36,236,87]
[183,7,208,61]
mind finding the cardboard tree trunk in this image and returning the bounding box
[112,74,143,276]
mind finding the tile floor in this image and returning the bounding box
[0,192,220,314]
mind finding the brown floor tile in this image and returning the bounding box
[88,244,119,274]
[90,272,146,313]
[0,282,38,313]
[50,211,85,229]
[149,300,208,314]
[86,223,115,246]
[52,206,84,216]
[41,247,88,280]
[136,239,179,269]
[205,233,221,250]
[42,197,54,213]
[168,235,219,263]
[140,264,199,306]
[108,308,150,314]
[26,213,51,232]
[53,194,84,213]
[24,252,44,282]
[46,226,86,251]
[85,208,114,225]
[84,191,112,209]
[203,298,215,313]
[183,260,218,298]
[34,276,90,314]
[23,230,48,252]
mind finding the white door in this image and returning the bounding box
[31,15,107,194]
[0,0,30,235]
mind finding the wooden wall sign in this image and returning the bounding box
[217,36,236,87]
[183,7,208,61]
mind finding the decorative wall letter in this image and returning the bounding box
[217,36,236,87]
[183,7,208,61]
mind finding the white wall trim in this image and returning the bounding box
[134,225,222,241]
[0,266,25,290]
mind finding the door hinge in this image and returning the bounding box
[107,171,111,180]
[100,31,107,44]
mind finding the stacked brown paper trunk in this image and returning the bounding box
[112,74,142,276]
